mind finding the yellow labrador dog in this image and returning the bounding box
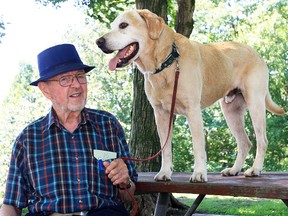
[96,9,285,182]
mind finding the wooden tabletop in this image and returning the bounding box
[135,172,288,200]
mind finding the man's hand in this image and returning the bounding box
[103,158,130,186]
[103,159,135,201]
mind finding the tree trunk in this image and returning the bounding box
[175,0,195,37]
[130,67,161,172]
[128,0,195,215]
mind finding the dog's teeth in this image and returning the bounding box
[119,44,136,62]
[124,45,134,58]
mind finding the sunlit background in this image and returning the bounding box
[0,0,87,103]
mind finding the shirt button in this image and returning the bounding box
[72,136,74,139]
[77,178,81,183]
[79,200,83,204]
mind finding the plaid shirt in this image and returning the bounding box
[3,108,137,214]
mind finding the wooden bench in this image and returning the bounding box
[135,172,288,216]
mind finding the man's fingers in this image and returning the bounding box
[103,159,129,185]
[109,172,127,185]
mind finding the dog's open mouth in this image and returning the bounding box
[109,42,139,70]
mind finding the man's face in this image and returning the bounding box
[38,70,88,115]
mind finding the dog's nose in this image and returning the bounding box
[96,37,113,54]
[96,37,105,47]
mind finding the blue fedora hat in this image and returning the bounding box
[30,44,95,86]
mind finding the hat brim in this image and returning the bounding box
[30,63,95,86]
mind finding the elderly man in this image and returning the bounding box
[0,44,137,216]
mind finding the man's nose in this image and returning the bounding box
[70,76,81,87]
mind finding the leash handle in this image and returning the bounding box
[126,187,138,216]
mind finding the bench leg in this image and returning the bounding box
[154,192,170,216]
[184,194,206,216]
[282,199,288,207]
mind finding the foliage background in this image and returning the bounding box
[0,0,287,203]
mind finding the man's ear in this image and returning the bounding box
[137,9,164,40]
[38,82,52,100]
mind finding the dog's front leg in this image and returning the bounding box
[186,107,207,182]
[153,108,173,181]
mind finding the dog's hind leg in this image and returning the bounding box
[243,93,268,177]
[220,93,252,176]
[153,109,173,181]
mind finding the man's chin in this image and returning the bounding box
[68,102,86,112]
[69,106,85,112]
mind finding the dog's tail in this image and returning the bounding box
[265,93,285,115]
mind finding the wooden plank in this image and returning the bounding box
[135,172,288,199]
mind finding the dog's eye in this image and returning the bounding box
[119,22,128,29]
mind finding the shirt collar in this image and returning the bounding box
[45,107,90,131]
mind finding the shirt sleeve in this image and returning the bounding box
[3,136,30,209]
[112,117,138,182]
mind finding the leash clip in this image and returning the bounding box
[175,58,180,72]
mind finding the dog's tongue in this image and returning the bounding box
[109,46,130,70]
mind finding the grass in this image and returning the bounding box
[4,195,288,215]
[174,194,288,215]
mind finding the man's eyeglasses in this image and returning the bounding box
[47,74,90,87]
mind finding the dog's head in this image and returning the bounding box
[96,9,165,71]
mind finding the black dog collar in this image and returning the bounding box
[154,43,180,74]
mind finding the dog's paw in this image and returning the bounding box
[190,171,207,183]
[221,168,240,176]
[154,171,172,181]
[244,167,261,177]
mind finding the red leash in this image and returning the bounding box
[121,68,180,216]
[121,70,180,162]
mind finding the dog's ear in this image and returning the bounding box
[137,9,164,40]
